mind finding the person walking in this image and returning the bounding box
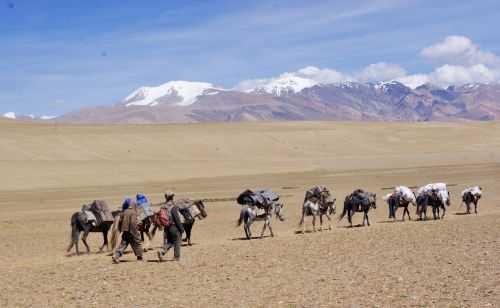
[157,192,184,262]
[112,198,143,264]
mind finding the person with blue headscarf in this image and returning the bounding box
[136,193,154,220]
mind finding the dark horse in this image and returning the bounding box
[339,189,377,227]
[67,210,120,255]
[386,194,412,221]
[416,191,444,220]
[151,200,208,245]
[462,191,481,214]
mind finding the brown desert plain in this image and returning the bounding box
[0,118,499,308]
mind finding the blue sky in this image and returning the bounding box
[1,0,500,115]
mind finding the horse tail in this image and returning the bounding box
[236,207,245,227]
[110,214,120,250]
[338,198,348,221]
[68,213,79,249]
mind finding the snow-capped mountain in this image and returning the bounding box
[3,112,16,119]
[2,112,56,121]
[58,80,500,123]
[123,81,221,107]
[250,74,318,96]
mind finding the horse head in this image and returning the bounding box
[194,200,208,219]
[326,197,336,215]
[369,192,377,209]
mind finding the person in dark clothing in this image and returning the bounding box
[157,192,185,262]
[112,198,143,264]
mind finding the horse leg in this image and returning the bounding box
[260,218,268,238]
[312,214,316,232]
[182,222,194,246]
[466,203,471,214]
[348,210,353,227]
[67,225,79,255]
[99,230,108,253]
[75,239,80,256]
[319,214,324,231]
[299,208,306,234]
[325,214,332,230]
[441,206,446,219]
[66,240,75,255]
[81,230,91,254]
[267,220,274,237]
[474,201,478,214]
[244,224,250,240]
[365,210,370,226]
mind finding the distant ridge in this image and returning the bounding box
[8,81,500,123]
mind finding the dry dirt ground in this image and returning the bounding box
[0,120,499,307]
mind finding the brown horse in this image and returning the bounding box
[66,210,121,255]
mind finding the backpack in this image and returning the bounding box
[158,207,171,227]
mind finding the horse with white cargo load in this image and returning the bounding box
[416,183,450,220]
[383,186,416,221]
[461,186,482,214]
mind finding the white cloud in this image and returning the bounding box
[356,62,407,82]
[296,66,351,84]
[421,35,499,67]
[397,65,499,89]
[394,36,500,88]
[235,35,500,92]
[430,64,498,86]
[396,74,430,89]
[234,66,351,93]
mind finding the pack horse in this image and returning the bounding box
[339,189,377,227]
[298,185,336,233]
[67,200,119,255]
[236,189,285,239]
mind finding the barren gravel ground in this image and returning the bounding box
[0,120,499,307]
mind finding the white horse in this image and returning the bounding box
[236,203,285,240]
[298,198,336,233]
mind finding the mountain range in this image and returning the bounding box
[6,79,500,123]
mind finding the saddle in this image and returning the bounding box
[80,204,98,226]
[87,200,114,224]
[237,189,280,209]
[175,199,195,224]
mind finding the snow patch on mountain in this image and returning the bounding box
[237,73,318,96]
[124,81,219,107]
[3,112,16,119]
[40,115,56,120]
